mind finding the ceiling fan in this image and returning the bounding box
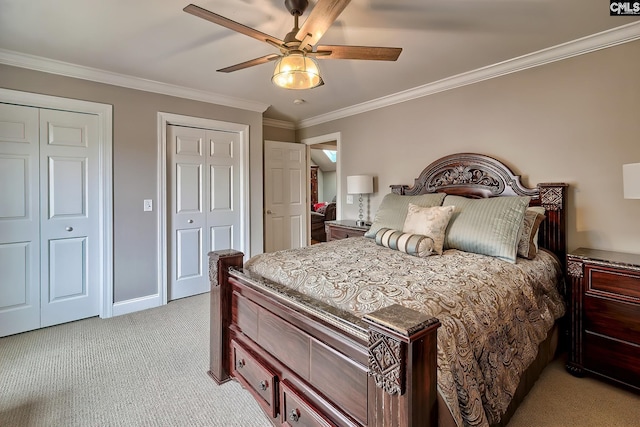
[183,0,402,89]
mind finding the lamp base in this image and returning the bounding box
[355,219,366,227]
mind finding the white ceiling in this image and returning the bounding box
[1,0,638,125]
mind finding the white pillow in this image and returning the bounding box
[402,204,455,255]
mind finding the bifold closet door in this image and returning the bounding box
[39,109,100,327]
[0,104,100,336]
[167,124,241,301]
[0,104,41,336]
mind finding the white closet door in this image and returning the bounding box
[206,130,241,253]
[167,125,241,301]
[168,125,206,301]
[39,109,100,327]
[0,104,41,336]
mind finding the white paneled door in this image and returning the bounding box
[264,140,306,252]
[167,125,241,300]
[0,104,100,337]
[0,104,40,335]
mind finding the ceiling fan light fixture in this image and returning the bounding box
[272,52,322,90]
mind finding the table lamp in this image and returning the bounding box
[347,175,374,226]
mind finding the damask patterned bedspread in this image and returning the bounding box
[244,237,565,427]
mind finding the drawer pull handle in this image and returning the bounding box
[289,409,300,422]
[236,359,245,369]
[259,380,268,391]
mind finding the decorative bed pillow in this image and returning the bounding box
[364,192,447,238]
[517,207,546,259]
[402,204,455,255]
[443,195,531,263]
[375,228,435,257]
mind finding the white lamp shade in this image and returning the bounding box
[347,175,373,194]
[623,163,640,199]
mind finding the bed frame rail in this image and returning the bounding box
[209,250,441,427]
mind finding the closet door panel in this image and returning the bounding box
[0,103,40,336]
[39,109,100,327]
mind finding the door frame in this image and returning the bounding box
[0,88,114,318]
[157,112,250,306]
[301,132,342,243]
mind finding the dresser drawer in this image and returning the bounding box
[584,332,640,390]
[586,266,640,302]
[583,296,640,345]
[281,381,335,427]
[232,340,278,418]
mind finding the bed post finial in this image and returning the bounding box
[208,250,244,384]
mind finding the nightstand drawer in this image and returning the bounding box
[328,227,364,240]
[584,296,640,344]
[587,266,640,302]
[584,332,640,389]
[324,221,369,242]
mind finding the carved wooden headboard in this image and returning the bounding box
[390,153,568,269]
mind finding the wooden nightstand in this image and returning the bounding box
[566,248,640,391]
[325,220,369,241]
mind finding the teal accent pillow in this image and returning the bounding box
[364,193,447,238]
[443,195,531,263]
[375,228,435,257]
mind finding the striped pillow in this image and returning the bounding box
[375,228,435,257]
[443,195,531,263]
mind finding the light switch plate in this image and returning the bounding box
[143,199,153,211]
[346,195,354,204]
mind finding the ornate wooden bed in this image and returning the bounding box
[208,153,567,427]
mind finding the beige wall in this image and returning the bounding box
[298,40,640,254]
[264,124,295,142]
[0,64,265,303]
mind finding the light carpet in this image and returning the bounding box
[1,293,639,426]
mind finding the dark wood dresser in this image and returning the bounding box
[566,247,640,391]
[325,220,369,241]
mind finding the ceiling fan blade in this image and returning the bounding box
[184,4,283,47]
[314,45,402,61]
[296,0,351,51]
[217,54,281,73]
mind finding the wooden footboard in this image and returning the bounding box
[209,250,441,427]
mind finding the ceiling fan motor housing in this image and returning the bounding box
[285,0,309,16]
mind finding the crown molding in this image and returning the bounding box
[297,21,640,129]
[263,117,296,129]
[0,49,270,114]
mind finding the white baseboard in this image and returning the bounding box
[110,294,163,317]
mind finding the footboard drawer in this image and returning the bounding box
[232,340,279,419]
[281,380,334,427]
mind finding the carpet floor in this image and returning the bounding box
[1,293,638,426]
